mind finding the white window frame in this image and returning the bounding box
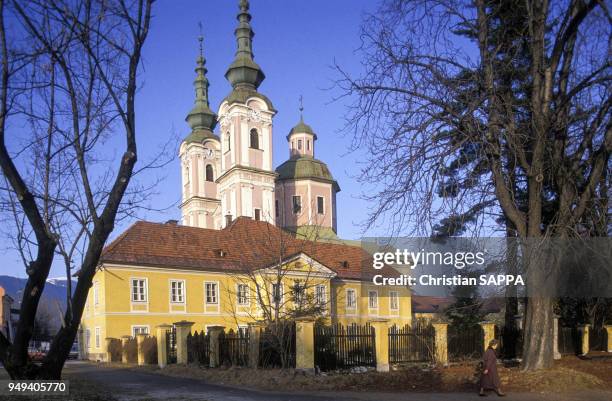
[346,288,357,309]
[292,195,302,214]
[271,283,284,305]
[236,283,249,306]
[130,278,148,303]
[315,284,326,305]
[368,290,378,309]
[169,279,186,304]
[317,196,325,215]
[205,281,218,305]
[85,329,91,349]
[389,291,399,311]
[238,325,249,338]
[93,282,99,306]
[94,327,101,349]
[131,325,150,337]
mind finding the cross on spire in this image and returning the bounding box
[299,95,304,122]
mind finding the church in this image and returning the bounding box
[79,0,411,361]
[179,0,339,237]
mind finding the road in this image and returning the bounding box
[62,361,611,401]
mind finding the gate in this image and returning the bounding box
[314,323,375,371]
[187,330,210,365]
[558,326,580,355]
[448,324,483,361]
[497,325,523,359]
[219,329,249,366]
[589,326,608,352]
[259,322,296,368]
[389,322,435,363]
[166,326,177,364]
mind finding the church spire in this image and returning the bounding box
[225,0,265,90]
[186,33,217,133]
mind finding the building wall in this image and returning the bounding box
[80,262,411,359]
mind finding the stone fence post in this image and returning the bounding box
[295,318,315,373]
[104,337,115,363]
[174,320,194,365]
[207,325,225,368]
[605,325,612,353]
[121,335,131,364]
[553,316,561,360]
[369,319,390,372]
[156,324,172,368]
[136,333,147,366]
[580,324,590,355]
[248,322,264,369]
[432,323,448,365]
[479,322,496,352]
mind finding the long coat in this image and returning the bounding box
[480,348,501,390]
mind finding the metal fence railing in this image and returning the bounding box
[314,323,375,371]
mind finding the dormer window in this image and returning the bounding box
[249,129,259,149]
[205,164,214,182]
[341,260,349,268]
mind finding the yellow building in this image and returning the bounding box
[80,218,411,360]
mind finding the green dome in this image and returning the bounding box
[183,129,219,144]
[223,87,275,111]
[275,156,340,191]
[287,120,317,139]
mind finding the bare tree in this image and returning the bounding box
[223,216,333,368]
[0,0,154,379]
[336,0,610,370]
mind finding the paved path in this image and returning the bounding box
[64,361,611,401]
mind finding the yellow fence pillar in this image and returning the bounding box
[605,325,612,352]
[121,335,131,364]
[248,322,264,369]
[432,323,449,365]
[173,320,194,365]
[104,338,115,363]
[581,324,590,355]
[208,325,225,368]
[295,318,315,373]
[479,322,496,352]
[136,333,147,366]
[156,324,171,368]
[370,319,390,372]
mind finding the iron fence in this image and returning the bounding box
[259,322,296,368]
[448,324,483,361]
[219,329,249,367]
[496,325,523,359]
[389,322,435,363]
[314,323,375,371]
[558,326,580,355]
[187,330,210,365]
[589,326,608,352]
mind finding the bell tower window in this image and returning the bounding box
[205,164,214,182]
[225,132,231,151]
[249,129,259,149]
[297,140,302,150]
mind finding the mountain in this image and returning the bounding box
[0,275,75,309]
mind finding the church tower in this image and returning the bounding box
[179,36,222,229]
[275,102,340,237]
[217,0,277,226]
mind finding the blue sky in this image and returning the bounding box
[5,0,384,278]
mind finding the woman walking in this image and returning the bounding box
[479,339,505,396]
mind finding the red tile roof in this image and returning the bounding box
[412,295,502,313]
[101,217,397,281]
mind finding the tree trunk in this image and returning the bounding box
[522,297,554,370]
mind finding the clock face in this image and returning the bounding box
[203,147,214,159]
